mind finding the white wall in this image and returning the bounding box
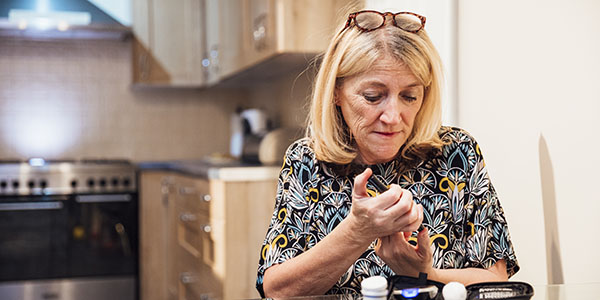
[458,0,600,285]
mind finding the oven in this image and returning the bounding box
[0,160,138,300]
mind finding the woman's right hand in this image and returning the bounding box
[347,168,423,243]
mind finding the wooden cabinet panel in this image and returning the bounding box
[132,0,207,86]
[140,171,278,300]
[240,0,276,70]
[209,179,278,299]
[139,171,169,300]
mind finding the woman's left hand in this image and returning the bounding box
[375,227,433,277]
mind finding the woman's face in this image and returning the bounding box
[336,57,424,165]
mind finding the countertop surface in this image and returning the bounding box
[137,159,281,181]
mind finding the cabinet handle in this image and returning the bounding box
[180,272,196,284]
[202,225,212,233]
[161,186,169,195]
[209,45,219,74]
[179,186,196,195]
[203,194,212,202]
[253,13,268,51]
[179,213,197,222]
[160,176,174,203]
[202,57,210,68]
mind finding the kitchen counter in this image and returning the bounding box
[137,159,281,181]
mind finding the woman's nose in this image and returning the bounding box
[379,98,402,125]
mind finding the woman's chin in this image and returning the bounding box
[359,151,398,165]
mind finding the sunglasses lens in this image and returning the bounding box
[394,14,423,32]
[355,11,384,30]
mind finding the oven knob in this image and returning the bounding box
[99,178,107,187]
[123,177,131,187]
[87,178,95,187]
[12,180,19,189]
[0,181,6,189]
[28,180,35,189]
[40,180,47,189]
[71,179,78,188]
[111,177,119,186]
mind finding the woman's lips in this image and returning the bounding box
[374,131,400,137]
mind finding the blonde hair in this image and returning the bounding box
[307,10,446,165]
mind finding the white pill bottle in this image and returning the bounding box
[361,276,388,300]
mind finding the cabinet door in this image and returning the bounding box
[211,179,278,300]
[240,0,277,71]
[152,0,205,85]
[140,172,171,300]
[277,0,341,53]
[132,0,206,86]
[204,0,272,82]
[204,0,244,82]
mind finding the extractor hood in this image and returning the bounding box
[0,0,132,40]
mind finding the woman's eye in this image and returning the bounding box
[362,93,382,102]
[403,95,418,102]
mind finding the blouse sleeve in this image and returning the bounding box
[256,139,319,297]
[463,131,520,277]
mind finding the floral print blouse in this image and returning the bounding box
[256,127,519,296]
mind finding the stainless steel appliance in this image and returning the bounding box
[0,159,138,300]
[230,108,272,163]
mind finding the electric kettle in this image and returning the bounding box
[230,108,271,163]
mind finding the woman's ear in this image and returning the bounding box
[334,88,340,106]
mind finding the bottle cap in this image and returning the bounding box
[442,281,467,300]
[361,276,388,298]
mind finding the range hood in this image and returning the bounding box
[0,0,131,40]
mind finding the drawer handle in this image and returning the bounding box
[180,272,196,284]
[179,213,197,222]
[203,225,212,233]
[203,194,212,202]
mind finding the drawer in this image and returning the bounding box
[175,207,214,265]
[175,178,211,213]
[176,242,221,300]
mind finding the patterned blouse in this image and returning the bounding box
[256,127,519,296]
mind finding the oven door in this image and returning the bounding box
[69,193,138,277]
[0,196,69,281]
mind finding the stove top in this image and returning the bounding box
[0,158,137,196]
[0,158,132,165]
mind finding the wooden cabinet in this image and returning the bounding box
[132,0,207,86]
[140,170,278,300]
[213,0,345,83]
[132,0,346,87]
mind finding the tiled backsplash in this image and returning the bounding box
[0,38,244,161]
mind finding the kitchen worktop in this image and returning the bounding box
[137,159,281,181]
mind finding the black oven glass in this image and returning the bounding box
[0,193,138,282]
[0,196,69,281]
[69,194,138,277]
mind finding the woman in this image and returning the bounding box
[256,9,519,297]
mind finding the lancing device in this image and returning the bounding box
[368,174,425,232]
